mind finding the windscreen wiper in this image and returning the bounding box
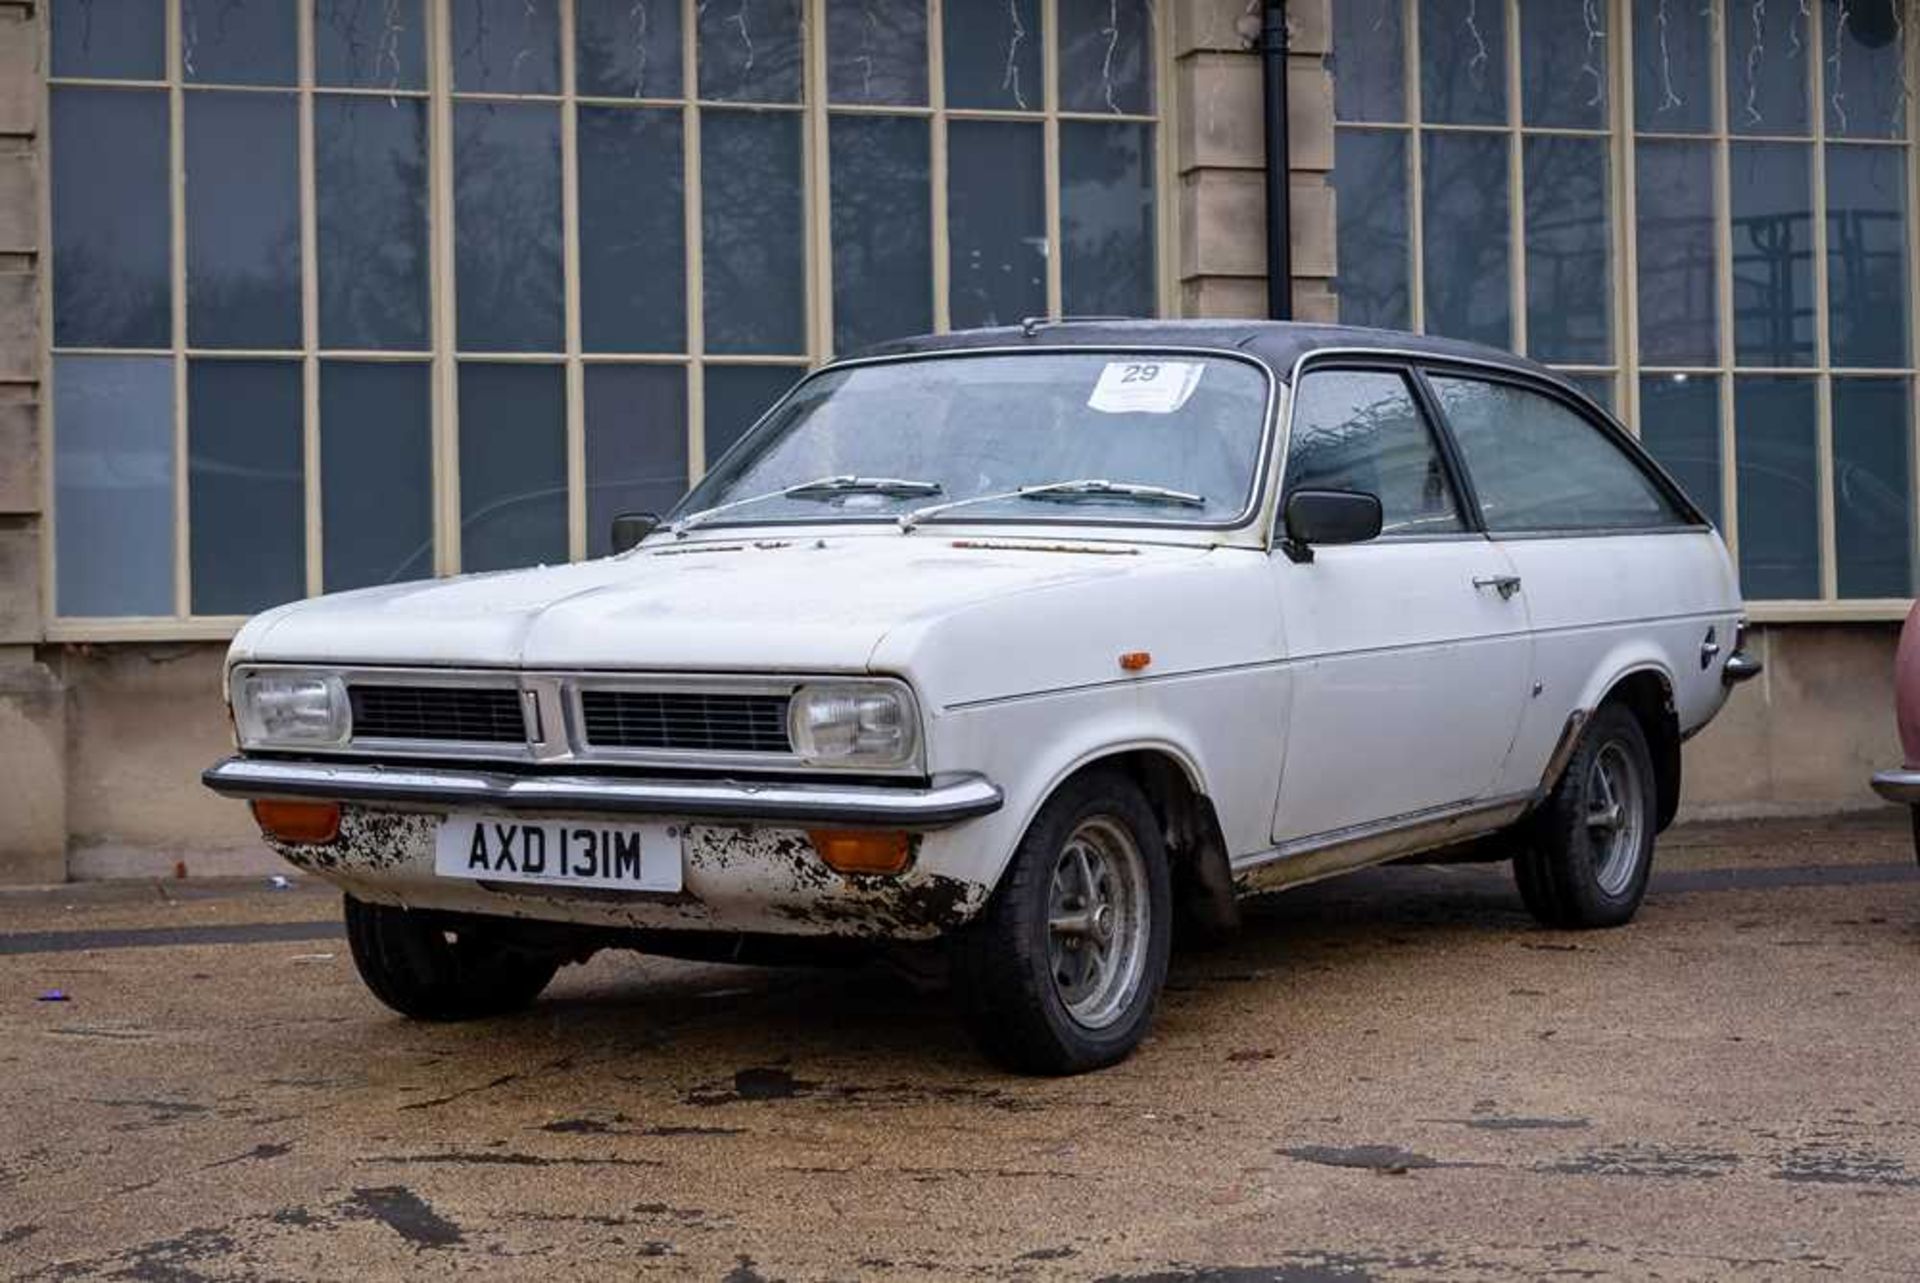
[671,475,943,535]
[899,479,1205,532]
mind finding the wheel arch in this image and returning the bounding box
[1593,664,1683,833]
[1033,743,1240,939]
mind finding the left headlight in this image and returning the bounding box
[788,681,920,769]
[231,667,351,750]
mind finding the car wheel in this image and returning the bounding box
[952,769,1172,1075]
[1514,702,1658,930]
[343,896,559,1021]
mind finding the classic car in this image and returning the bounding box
[204,320,1761,1075]
[1870,601,1920,858]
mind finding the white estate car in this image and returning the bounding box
[205,321,1761,1075]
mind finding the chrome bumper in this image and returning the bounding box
[1871,768,1920,806]
[1723,650,1763,685]
[203,756,1004,828]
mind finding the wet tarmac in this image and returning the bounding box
[2,812,1918,1280]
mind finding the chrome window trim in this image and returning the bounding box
[229,663,926,776]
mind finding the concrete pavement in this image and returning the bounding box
[2,813,1918,1280]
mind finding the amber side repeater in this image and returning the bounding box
[1119,652,1153,672]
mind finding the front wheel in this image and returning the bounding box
[344,896,560,1021]
[1514,703,1658,929]
[952,770,1171,1075]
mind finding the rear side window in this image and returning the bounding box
[1428,375,1691,533]
[1285,369,1466,535]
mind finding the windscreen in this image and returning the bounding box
[673,352,1272,528]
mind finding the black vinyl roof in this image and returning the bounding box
[852,319,1559,385]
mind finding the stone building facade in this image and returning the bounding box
[0,0,1902,882]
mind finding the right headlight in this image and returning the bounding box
[787,681,920,769]
[231,667,351,750]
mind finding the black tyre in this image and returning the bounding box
[953,769,1172,1075]
[343,896,559,1021]
[1514,703,1658,929]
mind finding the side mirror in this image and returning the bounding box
[1281,489,1383,563]
[609,512,660,554]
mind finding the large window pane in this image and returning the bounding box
[698,0,803,103]
[1525,135,1611,364]
[52,0,164,79]
[576,0,683,98]
[321,362,433,592]
[317,95,430,351]
[1828,144,1910,369]
[459,364,567,572]
[1833,378,1914,598]
[1520,0,1606,129]
[704,365,798,465]
[944,0,1041,111]
[316,0,428,90]
[1422,131,1509,347]
[580,106,686,353]
[1331,0,1405,123]
[702,110,805,354]
[1729,142,1815,367]
[1638,373,1722,526]
[1331,129,1410,330]
[1727,0,1812,135]
[827,0,927,106]
[1061,121,1155,319]
[455,102,563,352]
[830,115,932,353]
[948,120,1046,329]
[54,356,174,617]
[452,0,560,93]
[189,360,305,615]
[1059,0,1152,114]
[50,88,170,349]
[185,92,300,350]
[1826,0,1909,140]
[1636,139,1718,366]
[1632,0,1713,133]
[1734,375,1820,599]
[1420,0,1506,126]
[585,365,688,556]
[182,0,296,85]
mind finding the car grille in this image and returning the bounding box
[348,684,528,744]
[579,689,793,755]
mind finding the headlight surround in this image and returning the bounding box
[232,668,351,749]
[787,681,920,769]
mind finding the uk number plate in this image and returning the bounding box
[434,816,684,893]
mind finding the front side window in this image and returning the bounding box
[1429,375,1691,533]
[676,353,1270,528]
[1283,369,1466,536]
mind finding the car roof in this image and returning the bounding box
[849,319,1560,386]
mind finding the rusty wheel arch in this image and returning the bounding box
[1602,669,1683,834]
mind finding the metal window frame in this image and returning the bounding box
[38,0,1171,641]
[1331,0,1920,623]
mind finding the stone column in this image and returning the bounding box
[1171,0,1335,321]
[0,0,65,885]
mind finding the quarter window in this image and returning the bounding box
[1284,370,1466,536]
[1428,375,1689,533]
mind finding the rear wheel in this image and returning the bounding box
[953,770,1171,1075]
[344,896,559,1021]
[1514,703,1658,929]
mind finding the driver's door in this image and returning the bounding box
[1269,366,1534,846]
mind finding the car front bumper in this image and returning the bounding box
[203,756,1004,827]
[1871,768,1920,806]
[203,757,1005,939]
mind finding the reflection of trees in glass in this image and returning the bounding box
[702,111,805,353]
[830,116,931,351]
[697,0,804,103]
[1331,131,1408,329]
[1524,137,1610,364]
[577,0,681,97]
[454,103,564,350]
[1288,376,1460,533]
[318,97,430,350]
[1061,122,1153,317]
[51,88,171,348]
[187,96,303,347]
[1423,133,1508,346]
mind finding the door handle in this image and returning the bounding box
[1473,574,1522,601]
